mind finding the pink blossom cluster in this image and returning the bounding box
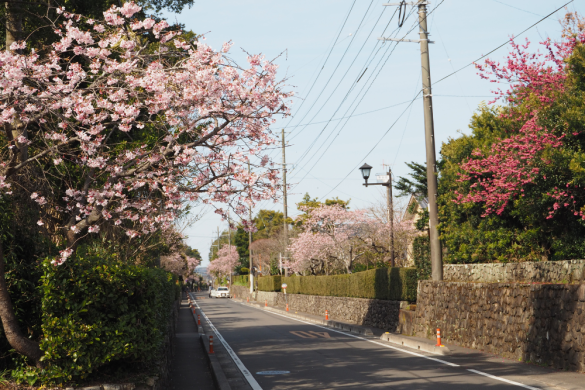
[208,246,239,275]
[0,2,291,263]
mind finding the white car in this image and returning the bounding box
[209,286,230,298]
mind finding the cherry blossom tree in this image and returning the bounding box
[208,246,239,277]
[0,1,290,367]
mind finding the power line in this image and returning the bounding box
[434,0,574,86]
[315,0,446,199]
[286,0,377,140]
[282,0,358,130]
[290,6,413,170]
[294,1,444,186]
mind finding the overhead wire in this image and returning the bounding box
[289,3,397,169]
[317,0,446,200]
[318,0,572,201]
[292,3,433,187]
[433,0,574,86]
[281,0,358,131]
[285,0,377,141]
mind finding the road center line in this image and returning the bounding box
[238,301,542,390]
[191,294,263,390]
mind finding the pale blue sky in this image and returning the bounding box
[163,0,583,265]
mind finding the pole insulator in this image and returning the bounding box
[209,335,214,354]
[286,303,289,312]
[325,310,329,320]
[198,314,201,326]
[436,328,442,347]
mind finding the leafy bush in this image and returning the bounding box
[257,275,281,291]
[15,246,178,385]
[413,235,431,280]
[266,268,418,302]
[232,275,249,286]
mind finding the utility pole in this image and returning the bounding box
[386,168,395,266]
[379,0,442,280]
[248,162,254,293]
[227,214,232,288]
[282,129,289,276]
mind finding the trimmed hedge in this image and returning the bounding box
[413,235,431,281]
[18,246,178,385]
[232,275,249,286]
[258,268,417,302]
[257,275,281,292]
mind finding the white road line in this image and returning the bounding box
[191,294,263,390]
[467,369,541,390]
[238,301,542,390]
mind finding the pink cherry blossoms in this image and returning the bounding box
[208,246,239,276]
[0,2,291,264]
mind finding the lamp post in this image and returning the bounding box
[359,163,395,267]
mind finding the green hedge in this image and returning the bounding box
[258,268,417,302]
[232,275,249,286]
[257,275,281,292]
[19,246,178,385]
[413,235,431,280]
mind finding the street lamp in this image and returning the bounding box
[359,163,373,185]
[359,162,395,267]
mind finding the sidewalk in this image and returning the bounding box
[170,293,215,390]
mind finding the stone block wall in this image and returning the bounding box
[415,281,585,371]
[232,285,403,331]
[443,260,585,283]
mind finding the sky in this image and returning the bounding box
[163,0,583,266]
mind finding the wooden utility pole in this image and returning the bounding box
[248,162,254,293]
[282,129,289,276]
[380,0,442,280]
[387,168,395,266]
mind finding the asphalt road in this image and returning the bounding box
[193,293,547,390]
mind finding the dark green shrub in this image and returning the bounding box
[16,247,177,385]
[257,275,281,291]
[413,235,431,280]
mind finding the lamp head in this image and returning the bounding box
[359,163,373,183]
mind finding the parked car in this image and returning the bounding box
[209,286,230,298]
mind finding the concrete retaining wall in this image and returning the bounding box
[443,260,585,283]
[415,281,585,371]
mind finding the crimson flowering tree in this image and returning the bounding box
[208,246,239,277]
[456,31,585,218]
[0,1,290,367]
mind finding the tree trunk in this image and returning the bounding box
[5,0,22,50]
[0,242,44,368]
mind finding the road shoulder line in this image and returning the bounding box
[191,294,262,390]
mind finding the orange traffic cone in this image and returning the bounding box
[325,310,329,320]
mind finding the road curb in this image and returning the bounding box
[188,294,232,390]
[379,332,451,355]
[200,332,232,390]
